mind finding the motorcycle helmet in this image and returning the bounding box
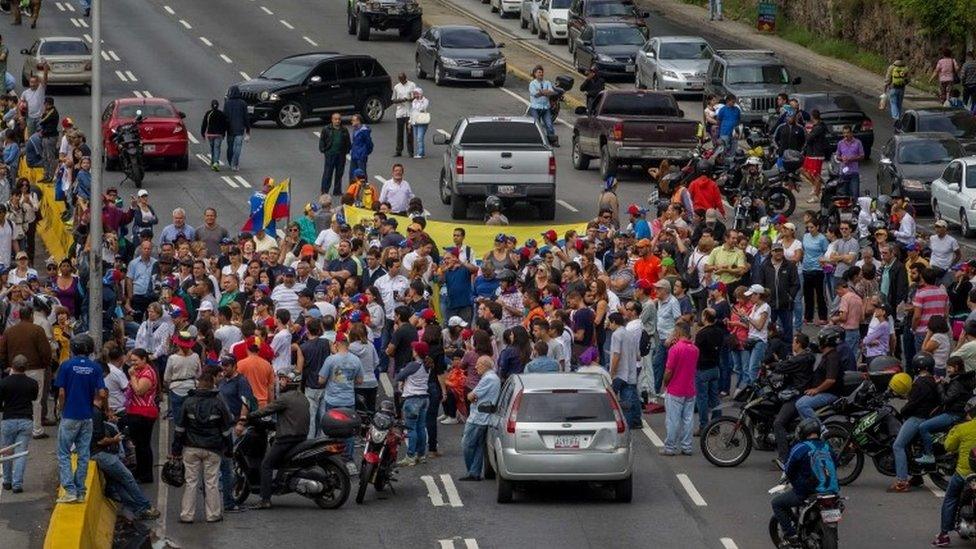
[378,399,396,415]
[911,352,935,374]
[69,334,94,356]
[795,418,823,441]
[965,396,976,418]
[817,326,843,349]
[888,372,912,398]
[745,156,762,167]
[497,269,517,284]
[485,195,502,214]
[161,459,185,488]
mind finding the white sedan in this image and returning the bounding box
[931,155,976,237]
[537,0,571,44]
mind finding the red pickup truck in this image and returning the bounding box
[571,90,700,179]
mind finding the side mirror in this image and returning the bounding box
[949,183,961,192]
[640,10,650,18]
[497,42,505,48]
[791,76,802,85]
[309,75,322,84]
[178,111,186,119]
[574,106,588,115]
[645,51,655,58]
[678,109,685,118]
[432,133,448,145]
[19,49,29,55]
[477,402,497,414]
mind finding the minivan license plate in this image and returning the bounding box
[555,435,581,449]
[497,185,516,196]
[625,65,635,73]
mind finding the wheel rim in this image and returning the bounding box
[823,429,857,482]
[280,104,301,127]
[365,98,382,121]
[963,211,970,234]
[767,190,788,213]
[572,140,581,164]
[435,65,441,84]
[318,463,345,506]
[440,175,448,201]
[703,420,749,464]
[232,463,248,502]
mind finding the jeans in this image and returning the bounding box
[412,124,428,157]
[612,378,641,428]
[304,387,324,439]
[771,309,793,347]
[220,455,236,508]
[663,393,695,453]
[529,107,554,137]
[802,270,827,322]
[843,173,861,198]
[93,451,151,514]
[651,343,668,394]
[226,134,244,169]
[426,381,441,453]
[79,0,91,10]
[42,135,58,180]
[730,347,750,389]
[919,413,961,456]
[772,489,803,537]
[793,271,804,334]
[402,396,428,458]
[795,392,838,420]
[942,473,966,534]
[708,0,722,18]
[746,340,767,386]
[395,116,414,156]
[719,348,734,394]
[901,329,918,373]
[321,153,346,195]
[207,136,223,166]
[169,391,187,426]
[461,422,488,478]
[57,418,93,498]
[893,415,923,480]
[25,369,45,436]
[695,368,720,429]
[1,418,32,488]
[888,87,905,120]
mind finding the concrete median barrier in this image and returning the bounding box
[44,460,116,549]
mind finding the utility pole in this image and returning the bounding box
[87,0,102,348]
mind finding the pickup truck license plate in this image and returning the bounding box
[247,105,255,114]
[497,185,516,196]
[554,435,581,449]
[143,144,156,153]
[625,64,635,72]
[649,148,682,158]
[471,70,484,78]
[820,509,841,524]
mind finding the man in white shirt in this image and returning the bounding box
[930,219,961,282]
[891,203,916,247]
[378,164,414,214]
[214,307,243,356]
[374,257,409,321]
[104,347,130,414]
[20,65,48,134]
[270,267,304,319]
[0,204,16,266]
[313,284,338,320]
[391,73,417,157]
[270,309,293,373]
[314,217,342,257]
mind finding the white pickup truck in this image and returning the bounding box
[434,116,557,220]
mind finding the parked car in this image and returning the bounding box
[434,116,557,220]
[567,0,648,54]
[490,0,522,17]
[415,25,507,87]
[20,36,91,90]
[571,22,645,78]
[234,53,392,128]
[536,0,571,44]
[101,97,189,170]
[482,373,633,503]
[931,155,976,237]
[635,35,712,94]
[520,0,543,33]
[878,133,963,208]
[771,92,874,155]
[572,89,699,178]
[703,49,800,128]
[347,0,422,42]
[895,107,976,153]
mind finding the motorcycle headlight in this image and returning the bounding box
[259,90,270,101]
[440,57,459,67]
[268,92,280,102]
[369,427,388,443]
[900,178,924,190]
[552,17,566,24]
[662,70,678,79]
[596,54,615,63]
[740,196,753,208]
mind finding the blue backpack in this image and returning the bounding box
[803,440,839,494]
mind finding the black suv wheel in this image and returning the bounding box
[360,95,385,124]
[276,101,305,129]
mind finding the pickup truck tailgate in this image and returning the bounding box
[460,146,553,186]
[616,117,699,147]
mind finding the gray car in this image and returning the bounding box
[635,35,712,94]
[482,373,633,503]
[21,36,91,90]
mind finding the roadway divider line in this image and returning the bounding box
[420,475,446,506]
[55,2,64,10]
[187,132,199,144]
[115,70,127,82]
[495,86,572,129]
[199,36,213,47]
[925,477,945,498]
[234,176,251,188]
[720,538,738,549]
[438,541,453,549]
[100,50,109,61]
[220,54,233,64]
[108,50,120,61]
[64,2,74,10]
[125,71,138,82]
[279,19,294,29]
[179,19,192,29]
[676,473,707,506]
[83,33,92,43]
[221,176,239,188]
[69,17,80,27]
[239,71,251,80]
[132,91,143,98]
[163,4,175,14]
[77,17,89,27]
[195,153,212,166]
[379,372,393,397]
[312,131,321,138]
[437,539,480,549]
[373,175,386,185]
[464,540,479,549]
[640,419,664,448]
[439,473,463,507]
[303,36,318,46]
[556,199,577,212]
[260,5,273,14]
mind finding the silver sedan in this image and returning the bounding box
[21,36,92,90]
[635,35,712,94]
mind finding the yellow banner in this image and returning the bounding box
[36,182,72,262]
[342,205,586,257]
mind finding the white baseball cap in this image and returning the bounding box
[448,316,468,328]
[744,284,766,296]
[137,189,149,197]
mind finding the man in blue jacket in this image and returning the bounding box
[223,86,251,172]
[772,418,839,548]
[349,114,373,181]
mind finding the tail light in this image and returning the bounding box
[612,122,623,141]
[506,391,522,434]
[455,155,464,175]
[173,124,184,134]
[605,389,626,433]
[861,119,873,131]
[548,156,556,176]
[84,61,92,71]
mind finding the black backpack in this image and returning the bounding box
[639,330,653,358]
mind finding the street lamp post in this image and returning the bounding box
[87,0,102,348]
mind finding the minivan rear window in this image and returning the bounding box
[460,122,544,144]
[519,391,614,423]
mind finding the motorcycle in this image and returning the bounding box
[110,111,146,187]
[355,399,405,504]
[232,409,358,509]
[768,479,845,549]
[953,472,976,540]
[818,154,859,230]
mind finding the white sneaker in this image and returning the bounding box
[396,456,417,467]
[56,493,78,504]
[440,416,460,425]
[437,414,446,421]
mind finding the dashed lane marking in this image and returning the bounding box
[495,86,572,128]
[239,71,250,80]
[556,199,577,212]
[69,17,80,27]
[115,70,128,82]
[187,132,198,144]
[220,54,233,64]
[303,36,318,46]
[437,540,480,549]
[100,50,109,61]
[76,17,88,27]
[465,540,479,549]
[925,477,945,498]
[64,2,74,10]
[179,19,191,29]
[260,5,273,14]
[163,5,174,14]
[720,539,738,549]
[640,419,664,448]
[195,153,211,166]
[279,19,293,29]
[55,2,65,11]
[312,131,321,138]
[125,71,138,82]
[373,174,386,185]
[676,473,707,506]
[234,176,251,188]
[439,473,463,507]
[421,475,445,507]
[436,128,450,138]
[199,36,212,47]
[83,33,92,43]
[221,175,239,188]
[108,50,120,61]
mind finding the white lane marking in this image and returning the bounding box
[179,19,191,29]
[420,475,445,506]
[438,542,453,549]
[221,175,239,188]
[556,199,578,212]
[436,128,451,138]
[379,372,393,397]
[100,50,109,61]
[437,540,479,549]
[496,86,572,128]
[55,2,65,11]
[156,409,170,539]
[199,36,213,47]
[187,132,199,144]
[125,71,138,82]
[220,54,233,64]
[303,36,318,46]
[108,50,120,61]
[312,131,321,137]
[925,477,945,498]
[720,539,738,549]
[163,4,175,14]
[142,90,153,98]
[234,176,251,188]
[69,17,80,27]
[132,91,144,98]
[279,19,293,29]
[115,70,128,82]
[195,153,211,166]
[464,540,479,549]
[373,175,386,185]
[239,71,251,80]
[260,5,273,14]
[77,17,89,27]
[640,419,664,448]
[65,2,74,11]
[676,473,707,506]
[83,33,92,43]
[439,473,463,507]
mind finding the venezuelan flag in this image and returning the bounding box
[240,178,290,233]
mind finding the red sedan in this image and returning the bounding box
[101,97,189,170]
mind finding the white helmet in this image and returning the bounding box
[746,156,762,166]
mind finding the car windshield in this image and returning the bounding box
[39,41,88,55]
[897,139,963,164]
[116,104,176,118]
[260,60,312,82]
[460,122,544,144]
[600,93,679,116]
[594,26,645,46]
[918,112,976,138]
[586,2,632,17]
[968,166,976,189]
[550,0,571,7]
[659,42,710,60]
[441,30,495,49]
[519,391,614,423]
[801,94,861,114]
[726,65,790,85]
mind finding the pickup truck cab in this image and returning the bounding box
[572,90,699,179]
[434,116,558,220]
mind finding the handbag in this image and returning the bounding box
[413,112,431,125]
[744,337,760,351]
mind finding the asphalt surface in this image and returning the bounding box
[3,1,964,548]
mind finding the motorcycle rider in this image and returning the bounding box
[795,327,844,420]
[772,108,806,160]
[484,195,509,226]
[247,370,310,510]
[741,156,769,195]
[933,397,976,547]
[917,356,974,465]
[771,333,817,463]
[771,418,839,548]
[887,353,941,493]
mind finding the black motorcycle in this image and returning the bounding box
[110,112,145,187]
[355,400,405,504]
[818,154,858,230]
[232,410,357,509]
[953,473,976,540]
[768,480,845,549]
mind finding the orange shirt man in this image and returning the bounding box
[236,344,276,407]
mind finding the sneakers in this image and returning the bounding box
[680,449,693,456]
[137,507,161,520]
[659,449,677,457]
[437,414,446,421]
[2,482,10,491]
[417,454,429,464]
[211,163,220,172]
[56,493,78,504]
[932,533,951,547]
[916,454,937,465]
[249,500,272,510]
[397,456,417,467]
[12,486,22,494]
[440,417,460,425]
[457,475,481,481]
[887,480,911,493]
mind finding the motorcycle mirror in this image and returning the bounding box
[178,111,186,119]
[574,106,587,116]
[19,49,29,55]
[309,75,322,84]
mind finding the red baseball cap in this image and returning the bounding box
[411,341,430,358]
[415,308,436,322]
[541,230,558,242]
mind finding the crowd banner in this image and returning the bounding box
[342,205,587,258]
[36,181,73,261]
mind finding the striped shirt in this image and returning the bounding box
[913,284,949,334]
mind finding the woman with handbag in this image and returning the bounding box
[125,348,159,484]
[409,88,430,159]
[931,48,960,104]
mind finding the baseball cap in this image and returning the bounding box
[382,218,398,227]
[707,281,727,293]
[197,301,214,312]
[314,283,329,295]
[352,168,366,178]
[744,284,766,296]
[541,296,563,309]
[494,233,507,243]
[411,341,430,358]
[524,238,537,248]
[281,266,296,277]
[447,316,468,328]
[300,244,315,257]
[15,251,27,260]
[782,222,796,232]
[349,310,364,323]
[136,189,149,197]
[256,283,271,295]
[627,203,645,217]
[298,288,315,299]
[541,230,558,242]
[935,219,949,228]
[654,279,671,291]
[415,308,436,322]
[905,242,919,252]
[636,238,652,248]
[61,117,74,129]
[771,242,784,251]
[773,214,788,225]
[220,236,234,245]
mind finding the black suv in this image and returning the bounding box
[235,53,393,128]
[347,0,422,42]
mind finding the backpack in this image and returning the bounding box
[890,65,909,88]
[639,330,653,358]
[803,440,839,494]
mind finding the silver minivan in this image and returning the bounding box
[482,373,633,503]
